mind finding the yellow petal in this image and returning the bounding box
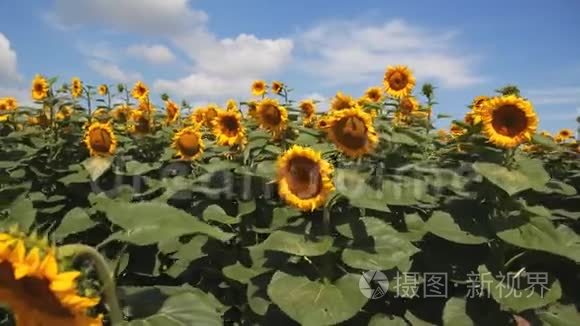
[50,271,81,292]
[40,254,59,279]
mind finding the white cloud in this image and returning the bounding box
[300,92,329,111]
[154,73,253,101]
[0,87,33,107]
[76,41,118,62]
[527,87,580,105]
[126,44,175,64]
[87,59,142,83]
[0,33,21,85]
[49,0,207,35]
[298,19,483,88]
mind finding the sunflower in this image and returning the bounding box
[97,84,108,96]
[471,96,489,110]
[56,105,74,121]
[464,112,476,125]
[83,122,117,156]
[399,96,419,115]
[0,100,9,122]
[172,126,205,160]
[226,99,240,113]
[2,97,18,110]
[251,80,267,97]
[246,101,258,120]
[131,81,149,101]
[271,81,284,94]
[28,113,50,128]
[212,110,247,147]
[111,105,132,123]
[91,108,111,122]
[364,86,383,103]
[191,107,206,125]
[203,104,220,126]
[481,95,538,148]
[164,100,180,125]
[450,123,466,137]
[325,106,378,158]
[557,128,574,140]
[256,98,288,137]
[0,230,102,326]
[276,145,334,211]
[129,109,153,135]
[383,65,415,98]
[437,129,450,142]
[299,99,317,126]
[71,78,83,98]
[31,74,49,100]
[330,92,356,112]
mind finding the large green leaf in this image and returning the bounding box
[538,304,580,326]
[3,196,35,231]
[259,230,332,256]
[165,236,208,278]
[473,159,549,196]
[339,217,419,271]
[496,216,580,263]
[202,205,240,224]
[95,199,233,245]
[222,262,270,284]
[442,297,474,326]
[123,161,162,175]
[52,208,96,241]
[478,265,561,312]
[267,272,367,326]
[369,314,407,326]
[425,211,488,245]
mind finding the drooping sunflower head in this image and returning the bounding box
[271,81,284,94]
[276,145,335,212]
[226,99,239,112]
[399,96,419,115]
[131,81,149,101]
[330,92,356,112]
[129,109,153,135]
[71,77,83,98]
[256,98,288,137]
[450,123,466,137]
[557,128,574,140]
[481,95,538,148]
[111,105,132,123]
[251,80,267,97]
[326,106,378,158]
[0,229,103,326]
[98,84,108,96]
[299,99,316,116]
[2,97,18,110]
[212,110,246,147]
[172,125,205,160]
[204,104,220,126]
[83,122,117,156]
[383,65,416,98]
[191,107,207,125]
[364,86,383,103]
[31,74,49,100]
[164,100,180,125]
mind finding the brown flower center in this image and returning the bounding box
[491,105,528,137]
[262,104,282,125]
[399,98,415,114]
[368,90,381,102]
[388,71,408,91]
[89,127,112,153]
[0,263,72,318]
[178,133,200,157]
[221,115,240,135]
[332,116,368,149]
[285,157,322,199]
[34,82,44,93]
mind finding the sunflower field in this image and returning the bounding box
[0,66,579,326]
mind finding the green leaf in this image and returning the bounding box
[58,168,90,184]
[199,160,240,173]
[340,217,419,271]
[538,304,580,326]
[222,262,270,284]
[382,176,434,206]
[478,265,561,312]
[237,200,256,217]
[202,205,240,224]
[124,161,162,175]
[369,314,407,326]
[496,216,580,263]
[402,213,427,242]
[425,211,488,245]
[473,162,529,196]
[165,236,208,278]
[334,169,391,210]
[52,208,96,241]
[442,297,474,326]
[82,156,113,181]
[3,196,35,231]
[267,272,367,326]
[533,180,577,196]
[259,230,332,256]
[254,160,276,179]
[247,282,270,316]
[404,311,436,326]
[294,133,319,146]
[123,289,225,326]
[95,199,233,245]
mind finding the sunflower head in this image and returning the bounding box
[191,107,207,125]
[165,100,180,125]
[31,74,49,101]
[299,99,316,116]
[56,105,74,121]
[0,99,7,112]
[383,65,416,98]
[246,101,258,120]
[326,106,378,158]
[0,229,103,325]
[71,77,83,98]
[83,122,117,156]
[330,92,356,112]
[91,108,111,123]
[399,96,419,115]
[450,123,466,137]
[271,81,284,94]
[98,84,108,96]
[111,105,132,123]
[437,129,450,142]
[203,104,220,126]
[251,80,267,97]
[481,95,538,148]
[256,98,288,137]
[364,86,383,103]
[557,128,574,140]
[212,110,246,147]
[131,81,149,101]
[471,96,489,110]
[1,97,18,110]
[276,145,335,211]
[172,125,205,160]
[129,109,153,135]
[226,99,239,112]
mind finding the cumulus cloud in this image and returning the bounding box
[126,44,176,64]
[0,33,21,85]
[527,87,580,105]
[298,19,484,88]
[154,73,253,100]
[49,0,207,35]
[87,59,142,83]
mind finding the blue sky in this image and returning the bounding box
[1,0,579,132]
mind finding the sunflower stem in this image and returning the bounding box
[58,244,124,324]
